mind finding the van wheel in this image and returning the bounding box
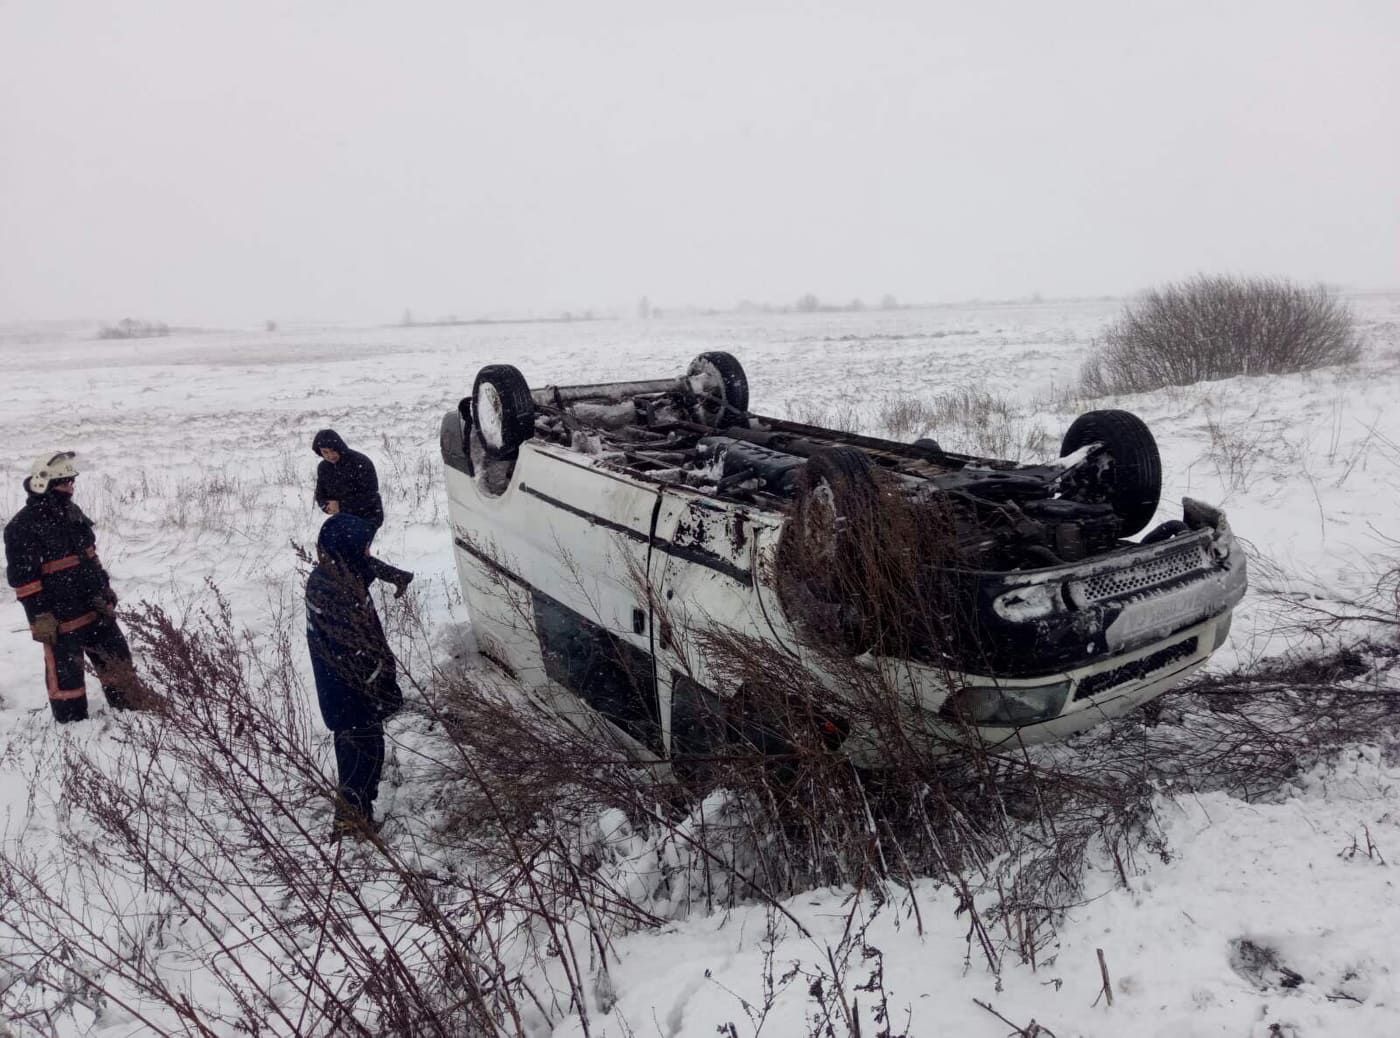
[688,352,749,426]
[779,447,880,652]
[802,448,878,561]
[468,429,515,496]
[472,365,536,459]
[1060,409,1161,536]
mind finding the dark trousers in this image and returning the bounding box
[368,556,411,587]
[333,723,385,820]
[42,613,139,723]
[357,517,410,589]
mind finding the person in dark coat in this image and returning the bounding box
[312,429,385,530]
[311,429,413,596]
[4,451,146,722]
[305,513,405,839]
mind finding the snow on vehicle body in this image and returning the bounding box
[440,353,1246,763]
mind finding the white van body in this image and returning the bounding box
[441,357,1246,764]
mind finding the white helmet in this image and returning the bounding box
[29,451,79,493]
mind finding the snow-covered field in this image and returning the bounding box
[2,296,1399,1036]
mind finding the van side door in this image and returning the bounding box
[648,492,776,757]
[514,453,664,755]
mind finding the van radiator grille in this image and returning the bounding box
[1073,637,1199,702]
[1077,543,1208,602]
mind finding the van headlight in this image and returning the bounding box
[940,680,1073,725]
[992,582,1065,622]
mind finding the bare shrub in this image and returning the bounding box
[782,398,864,433]
[378,431,442,517]
[1082,276,1363,396]
[784,391,1050,461]
[8,533,1393,1034]
[1253,537,1400,639]
[438,646,1161,990]
[2,574,1007,1035]
[875,396,934,439]
[922,390,1052,461]
[868,390,1051,460]
[1202,400,1267,494]
[0,592,571,1035]
[429,525,1168,992]
[655,478,1161,967]
[1072,640,1400,803]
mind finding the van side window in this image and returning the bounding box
[532,592,661,754]
[669,673,728,757]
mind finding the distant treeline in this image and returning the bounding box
[393,290,1100,327]
[98,318,171,340]
[396,311,611,329]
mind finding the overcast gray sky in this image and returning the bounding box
[2,1,1396,325]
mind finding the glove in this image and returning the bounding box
[31,613,59,644]
[393,572,415,599]
[93,589,118,617]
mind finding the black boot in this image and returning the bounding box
[368,557,413,596]
[51,696,90,724]
[328,803,379,843]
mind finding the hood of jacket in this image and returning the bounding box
[312,429,349,457]
[317,513,375,580]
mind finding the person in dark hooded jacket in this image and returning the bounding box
[312,429,385,529]
[311,429,414,596]
[306,513,405,838]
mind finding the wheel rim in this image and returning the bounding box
[802,480,840,563]
[692,359,722,395]
[476,383,505,450]
[689,359,726,422]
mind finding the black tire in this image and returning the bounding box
[472,365,535,459]
[688,351,749,426]
[806,447,877,509]
[802,449,879,565]
[468,428,516,496]
[778,447,881,653]
[1060,409,1161,536]
[785,447,879,570]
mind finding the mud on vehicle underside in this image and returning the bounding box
[462,354,1244,677]
[521,371,1137,573]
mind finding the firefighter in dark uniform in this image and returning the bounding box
[4,451,145,722]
